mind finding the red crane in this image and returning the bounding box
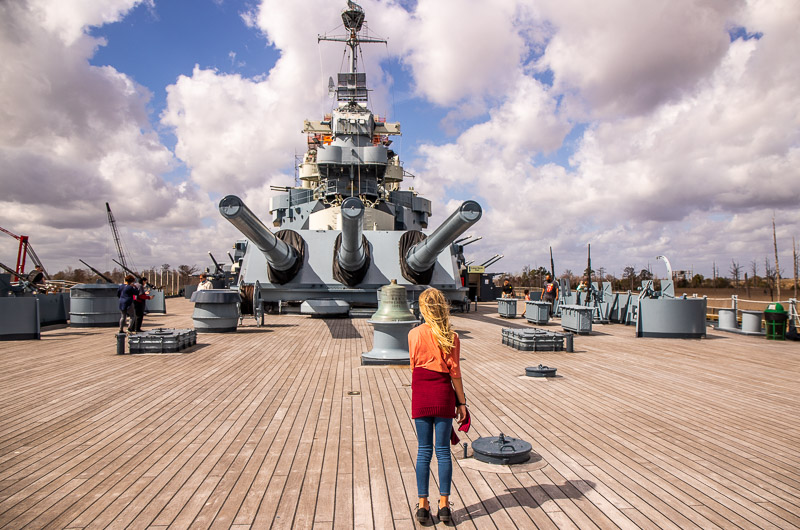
[0,226,48,280]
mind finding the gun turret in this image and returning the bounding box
[79,259,115,284]
[402,201,482,283]
[219,195,303,283]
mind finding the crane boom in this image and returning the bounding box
[106,202,128,270]
[0,225,48,279]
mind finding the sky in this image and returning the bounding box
[1,0,799,281]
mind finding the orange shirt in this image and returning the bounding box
[408,323,461,378]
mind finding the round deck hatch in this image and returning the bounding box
[472,433,532,465]
[526,364,557,377]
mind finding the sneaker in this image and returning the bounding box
[438,505,452,522]
[415,504,429,522]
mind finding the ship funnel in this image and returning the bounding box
[402,200,482,284]
[219,195,303,282]
[333,197,371,286]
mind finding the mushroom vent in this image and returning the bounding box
[525,364,557,377]
[472,433,532,465]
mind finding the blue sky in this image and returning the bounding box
[1,0,798,282]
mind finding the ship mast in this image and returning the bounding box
[318,1,386,80]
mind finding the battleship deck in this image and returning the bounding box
[0,298,798,529]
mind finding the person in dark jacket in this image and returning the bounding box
[132,277,151,332]
[27,265,45,285]
[501,278,514,298]
[117,275,138,334]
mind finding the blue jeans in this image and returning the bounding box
[415,417,452,497]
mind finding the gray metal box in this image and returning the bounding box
[128,328,197,353]
[497,298,519,318]
[560,305,593,334]
[502,328,564,351]
[524,301,551,325]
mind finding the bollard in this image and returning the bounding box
[116,332,126,355]
[565,332,574,353]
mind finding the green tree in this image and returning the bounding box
[178,264,199,279]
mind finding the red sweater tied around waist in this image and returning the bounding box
[411,367,456,419]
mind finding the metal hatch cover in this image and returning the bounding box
[472,433,532,465]
[526,364,557,377]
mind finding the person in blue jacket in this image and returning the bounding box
[117,274,138,334]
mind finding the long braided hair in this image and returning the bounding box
[418,287,455,358]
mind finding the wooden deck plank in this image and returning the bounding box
[4,335,274,527]
[0,299,798,529]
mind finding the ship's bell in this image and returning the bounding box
[370,280,417,322]
[362,280,418,365]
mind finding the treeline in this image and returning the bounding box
[505,255,800,300]
[51,263,202,286]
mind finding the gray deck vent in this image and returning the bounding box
[526,364,557,377]
[472,433,532,465]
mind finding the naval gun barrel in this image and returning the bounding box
[218,195,297,272]
[79,259,115,284]
[208,251,223,274]
[337,197,367,272]
[406,200,482,273]
[480,254,500,267]
[112,259,144,283]
[484,254,504,268]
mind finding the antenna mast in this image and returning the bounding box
[318,1,386,77]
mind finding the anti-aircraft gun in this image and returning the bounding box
[205,251,239,288]
[0,261,46,294]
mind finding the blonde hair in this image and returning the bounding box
[418,288,455,358]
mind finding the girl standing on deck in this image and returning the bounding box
[409,287,468,523]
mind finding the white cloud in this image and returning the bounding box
[536,0,742,119]
[0,1,207,272]
[411,0,800,275]
[393,0,526,106]
[27,0,153,46]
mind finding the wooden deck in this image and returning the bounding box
[0,298,798,529]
